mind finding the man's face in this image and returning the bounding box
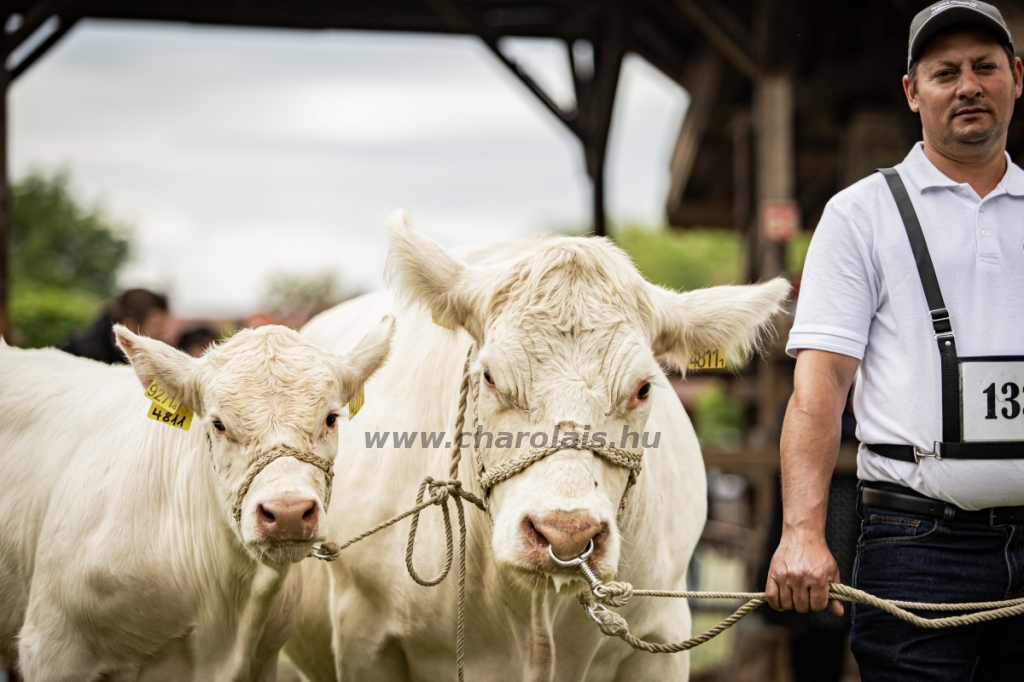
[904,27,1023,153]
[138,309,170,341]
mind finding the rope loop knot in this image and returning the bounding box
[593,581,634,608]
[406,476,486,587]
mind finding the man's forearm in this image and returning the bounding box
[780,351,860,534]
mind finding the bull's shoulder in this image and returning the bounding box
[302,290,394,353]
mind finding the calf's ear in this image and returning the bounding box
[115,325,206,414]
[334,315,396,406]
[648,278,791,372]
[385,210,492,342]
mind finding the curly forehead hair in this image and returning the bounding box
[908,26,1016,88]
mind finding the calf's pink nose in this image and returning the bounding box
[255,497,318,541]
[528,511,604,562]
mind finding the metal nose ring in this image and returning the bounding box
[547,539,594,567]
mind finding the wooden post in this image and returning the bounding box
[591,162,606,237]
[753,72,794,280]
[0,52,9,342]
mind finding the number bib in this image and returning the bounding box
[961,357,1024,441]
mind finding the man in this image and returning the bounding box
[766,2,1024,679]
[61,288,169,363]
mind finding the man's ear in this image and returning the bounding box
[115,325,206,414]
[649,278,791,372]
[333,315,396,406]
[385,210,493,342]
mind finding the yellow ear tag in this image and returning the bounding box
[687,347,727,371]
[347,385,365,417]
[144,380,194,430]
[431,309,454,331]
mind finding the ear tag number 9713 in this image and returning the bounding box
[145,380,194,431]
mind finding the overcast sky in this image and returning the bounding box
[12,20,688,317]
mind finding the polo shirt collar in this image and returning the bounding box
[901,141,1024,196]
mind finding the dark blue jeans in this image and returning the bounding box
[851,490,1024,681]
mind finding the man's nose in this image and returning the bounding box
[956,70,983,98]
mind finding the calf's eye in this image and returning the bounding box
[637,382,651,399]
[212,418,226,433]
[326,413,339,427]
[483,369,495,387]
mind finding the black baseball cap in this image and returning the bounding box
[908,1,1013,70]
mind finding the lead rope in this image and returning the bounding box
[571,572,1024,654]
[310,348,484,682]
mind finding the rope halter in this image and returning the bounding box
[232,445,335,528]
[476,442,644,517]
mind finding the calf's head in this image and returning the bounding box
[387,212,789,590]
[116,319,394,565]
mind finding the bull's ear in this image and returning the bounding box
[649,278,791,371]
[385,210,490,341]
[334,315,396,405]
[115,325,206,414]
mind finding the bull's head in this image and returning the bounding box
[116,319,394,566]
[386,212,789,589]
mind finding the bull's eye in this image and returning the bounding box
[212,418,226,433]
[637,382,651,399]
[482,369,495,387]
[326,412,339,428]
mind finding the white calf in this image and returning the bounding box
[0,319,393,681]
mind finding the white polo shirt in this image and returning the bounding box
[788,142,1024,510]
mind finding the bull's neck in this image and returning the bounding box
[159,427,274,579]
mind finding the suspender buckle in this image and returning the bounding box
[930,308,954,340]
[914,442,943,462]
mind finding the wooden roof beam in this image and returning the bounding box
[424,0,579,136]
[5,0,81,80]
[673,0,759,80]
[666,44,723,222]
[9,12,80,79]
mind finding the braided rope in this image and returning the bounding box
[309,349,484,682]
[478,444,642,492]
[232,446,334,526]
[577,581,1024,654]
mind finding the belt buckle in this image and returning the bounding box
[914,441,942,462]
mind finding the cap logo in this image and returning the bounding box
[931,1,979,14]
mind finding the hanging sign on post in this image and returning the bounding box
[760,200,800,244]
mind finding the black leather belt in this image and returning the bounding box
[860,485,1024,525]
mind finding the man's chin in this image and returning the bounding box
[949,120,999,145]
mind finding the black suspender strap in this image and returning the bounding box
[865,168,1024,461]
[868,442,1024,463]
[876,168,961,444]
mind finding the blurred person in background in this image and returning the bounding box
[60,288,168,364]
[176,326,218,358]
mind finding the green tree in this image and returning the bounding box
[11,171,131,348]
[612,225,742,292]
[263,270,345,314]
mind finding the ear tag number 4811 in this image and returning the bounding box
[145,380,194,431]
[688,348,727,371]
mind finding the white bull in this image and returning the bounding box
[287,215,789,681]
[0,320,393,681]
